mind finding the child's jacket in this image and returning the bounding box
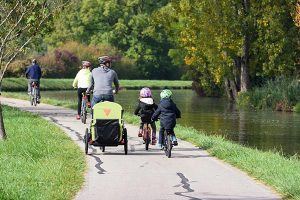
[134,98,158,123]
[152,98,181,129]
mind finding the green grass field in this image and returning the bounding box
[2,93,300,199]
[0,106,86,200]
[1,78,192,91]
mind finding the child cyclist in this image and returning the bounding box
[134,87,158,145]
[152,89,181,147]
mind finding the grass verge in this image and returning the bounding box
[0,105,86,200]
[1,78,192,92]
[2,93,300,199]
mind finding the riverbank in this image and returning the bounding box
[237,77,300,113]
[2,93,300,199]
[0,105,85,200]
[1,78,192,92]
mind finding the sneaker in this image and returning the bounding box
[76,115,80,120]
[87,102,91,108]
[37,98,40,104]
[138,129,142,137]
[173,140,178,146]
[157,143,163,150]
[151,137,157,145]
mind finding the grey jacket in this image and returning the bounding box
[87,66,119,96]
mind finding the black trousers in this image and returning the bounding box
[77,88,90,115]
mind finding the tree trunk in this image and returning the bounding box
[0,101,6,140]
[240,0,251,92]
[224,78,238,102]
[234,57,241,92]
[240,34,250,92]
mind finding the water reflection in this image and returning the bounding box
[41,90,300,156]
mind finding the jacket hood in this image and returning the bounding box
[140,98,154,105]
[160,98,173,109]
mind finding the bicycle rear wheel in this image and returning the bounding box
[81,100,87,124]
[145,128,151,150]
[164,132,172,158]
[33,88,37,106]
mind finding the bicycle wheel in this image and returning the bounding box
[30,93,33,106]
[145,127,151,150]
[164,132,172,158]
[33,88,37,106]
[85,128,89,155]
[81,100,87,124]
[124,128,128,155]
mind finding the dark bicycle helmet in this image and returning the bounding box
[98,56,112,64]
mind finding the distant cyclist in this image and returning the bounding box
[73,61,92,120]
[25,59,42,103]
[87,56,119,107]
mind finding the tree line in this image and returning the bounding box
[3,0,300,95]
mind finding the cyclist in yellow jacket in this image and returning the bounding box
[73,61,92,120]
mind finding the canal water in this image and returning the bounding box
[42,90,300,156]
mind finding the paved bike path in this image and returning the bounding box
[1,97,281,200]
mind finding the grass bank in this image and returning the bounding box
[2,93,300,199]
[237,77,300,113]
[1,78,192,92]
[0,105,86,200]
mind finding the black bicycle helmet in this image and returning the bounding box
[98,56,111,64]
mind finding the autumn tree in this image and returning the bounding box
[156,0,299,98]
[0,0,71,139]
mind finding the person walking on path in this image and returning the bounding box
[87,56,119,107]
[25,59,42,102]
[73,61,92,120]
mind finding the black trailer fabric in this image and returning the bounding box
[94,119,120,145]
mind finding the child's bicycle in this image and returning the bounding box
[80,92,89,124]
[162,129,173,158]
[142,123,152,150]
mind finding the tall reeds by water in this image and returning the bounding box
[237,77,300,112]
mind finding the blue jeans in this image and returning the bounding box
[158,127,176,145]
[91,94,114,107]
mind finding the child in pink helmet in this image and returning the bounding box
[134,87,158,145]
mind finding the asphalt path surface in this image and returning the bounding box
[1,97,281,200]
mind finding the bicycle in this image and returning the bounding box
[162,129,173,158]
[30,81,39,106]
[80,92,89,124]
[142,123,152,150]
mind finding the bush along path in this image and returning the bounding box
[0,96,281,200]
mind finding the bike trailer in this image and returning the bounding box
[84,101,128,154]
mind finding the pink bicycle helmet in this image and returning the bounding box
[140,87,152,98]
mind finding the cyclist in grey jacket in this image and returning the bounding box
[87,56,119,107]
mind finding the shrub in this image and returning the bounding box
[6,41,139,79]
